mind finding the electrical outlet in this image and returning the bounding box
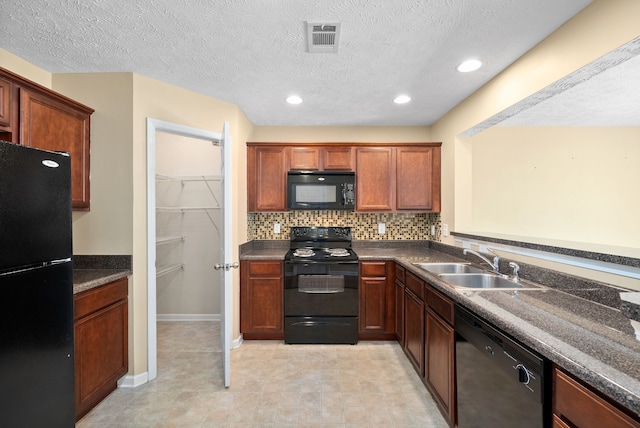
[442,224,449,236]
[378,223,386,234]
[274,223,281,234]
[431,225,436,235]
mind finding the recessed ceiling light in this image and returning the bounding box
[457,59,482,72]
[286,95,303,104]
[394,95,411,104]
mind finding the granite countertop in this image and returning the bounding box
[72,255,132,294]
[73,269,131,294]
[240,240,640,416]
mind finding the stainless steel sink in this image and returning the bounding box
[438,273,545,291]
[413,262,485,274]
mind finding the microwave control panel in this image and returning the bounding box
[344,183,355,205]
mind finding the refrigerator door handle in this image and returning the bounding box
[46,258,72,266]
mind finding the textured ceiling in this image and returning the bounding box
[1,0,593,126]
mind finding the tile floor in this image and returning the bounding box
[77,321,449,427]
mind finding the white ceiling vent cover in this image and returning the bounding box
[306,22,341,53]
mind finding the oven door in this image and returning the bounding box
[284,261,358,316]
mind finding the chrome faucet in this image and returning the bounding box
[463,248,501,274]
[509,262,520,282]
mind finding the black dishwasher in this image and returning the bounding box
[455,305,549,428]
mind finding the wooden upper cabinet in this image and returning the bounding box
[355,147,395,211]
[247,144,287,212]
[289,147,320,170]
[322,146,354,170]
[396,146,441,212]
[288,146,354,171]
[246,142,440,212]
[0,67,94,210]
[0,77,11,129]
[21,89,92,210]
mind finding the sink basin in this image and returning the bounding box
[438,273,545,290]
[413,262,485,274]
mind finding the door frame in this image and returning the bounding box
[146,118,223,381]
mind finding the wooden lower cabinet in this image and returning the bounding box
[394,278,405,342]
[404,288,425,375]
[358,261,395,339]
[74,278,128,421]
[424,305,455,425]
[553,366,640,428]
[240,260,284,339]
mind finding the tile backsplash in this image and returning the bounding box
[248,211,441,240]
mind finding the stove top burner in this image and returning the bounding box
[327,248,349,256]
[293,249,315,257]
[286,226,358,262]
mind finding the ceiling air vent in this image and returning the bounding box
[306,22,341,53]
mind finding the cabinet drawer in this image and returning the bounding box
[395,264,406,283]
[553,368,640,428]
[247,260,282,276]
[361,261,387,277]
[74,278,128,320]
[425,286,454,325]
[405,272,424,301]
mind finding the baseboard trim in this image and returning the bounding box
[233,333,244,349]
[117,372,148,388]
[156,314,220,322]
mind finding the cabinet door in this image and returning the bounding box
[396,146,440,211]
[322,146,354,170]
[395,279,405,343]
[404,289,424,375]
[21,89,91,210]
[553,367,640,428]
[74,299,128,420]
[359,277,387,333]
[359,261,395,339]
[240,260,284,339]
[355,147,395,211]
[247,146,287,211]
[0,77,11,128]
[289,147,320,170]
[425,307,455,425]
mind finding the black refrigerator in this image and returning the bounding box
[0,141,75,427]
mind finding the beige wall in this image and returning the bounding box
[0,48,51,87]
[54,73,135,255]
[430,0,640,248]
[250,126,430,142]
[470,127,640,247]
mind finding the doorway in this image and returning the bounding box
[146,119,233,387]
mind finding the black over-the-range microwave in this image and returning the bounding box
[287,171,355,210]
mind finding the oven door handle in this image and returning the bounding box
[298,289,344,294]
[292,320,352,327]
